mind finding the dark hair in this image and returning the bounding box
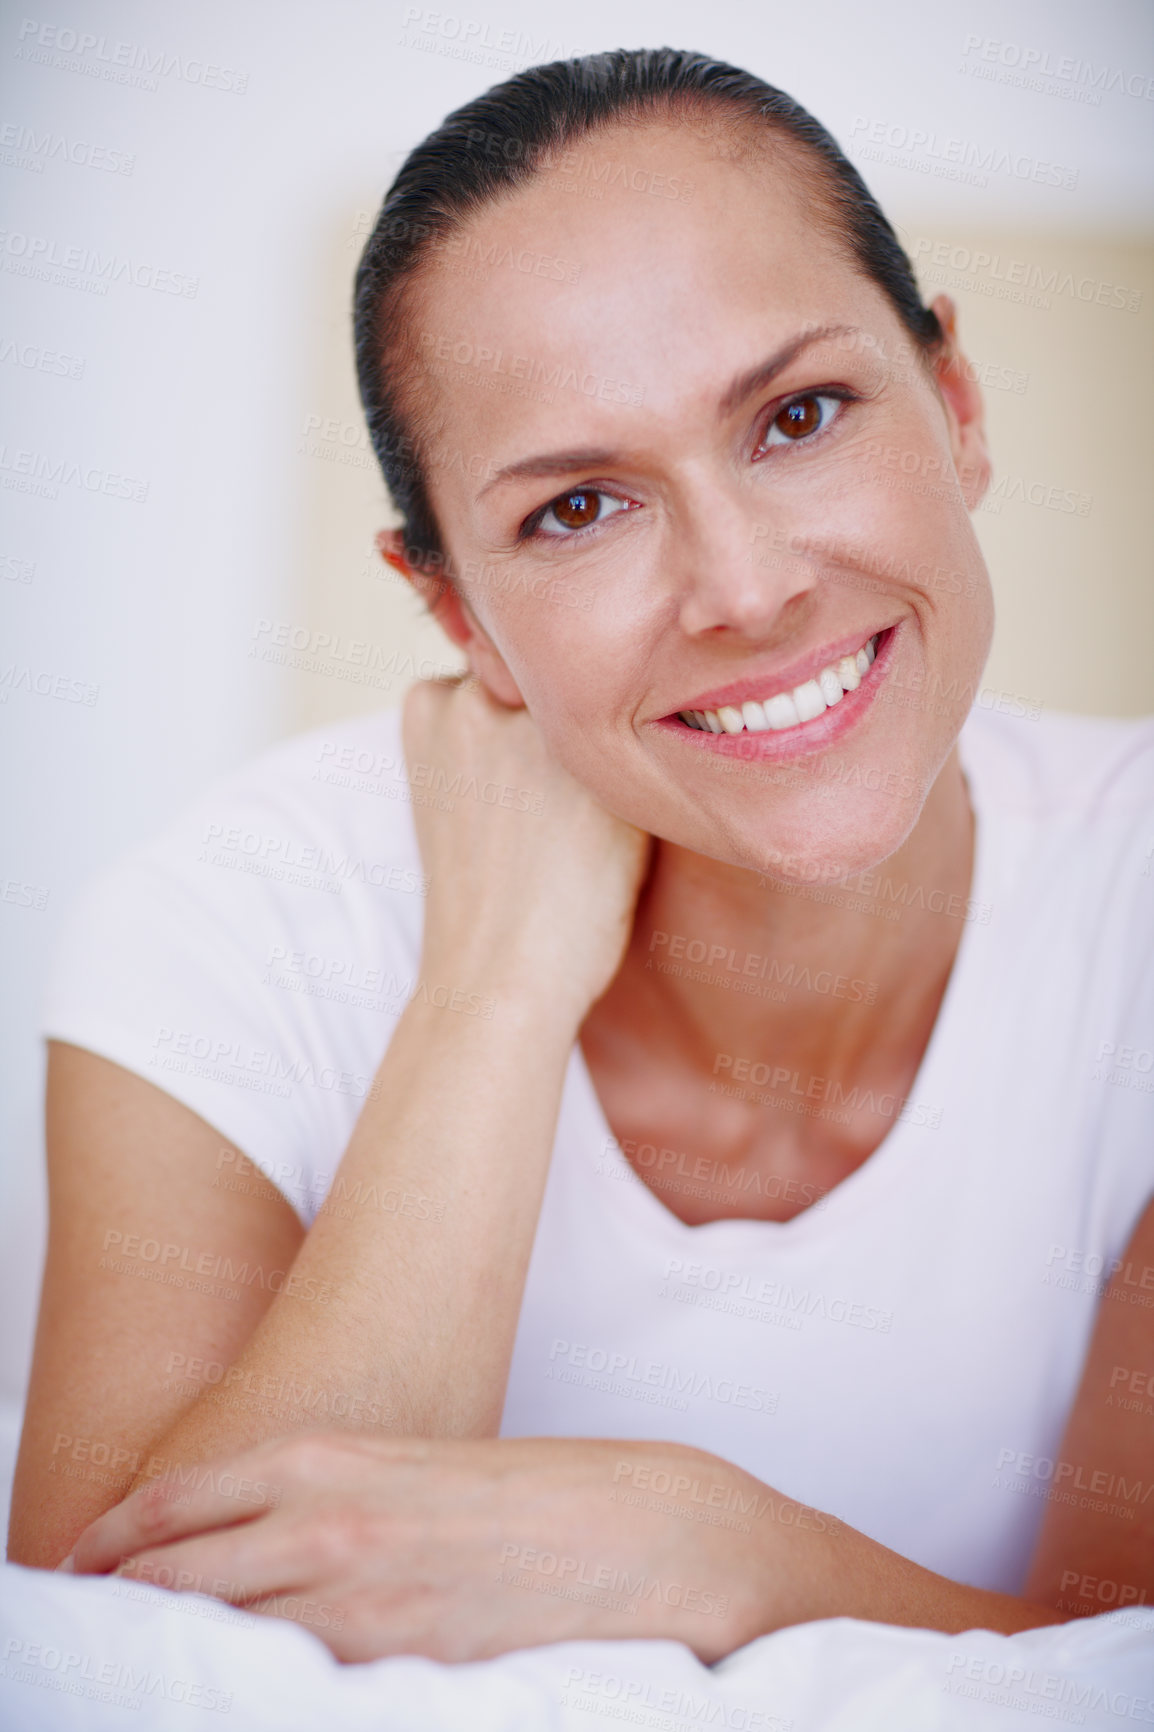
[353,47,943,578]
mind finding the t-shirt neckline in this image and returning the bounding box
[570,738,994,1247]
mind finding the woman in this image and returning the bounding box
[9,50,1153,1664]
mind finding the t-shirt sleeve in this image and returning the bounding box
[38,726,426,1224]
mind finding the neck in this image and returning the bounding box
[602,747,976,1088]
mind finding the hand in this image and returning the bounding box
[403,677,652,1025]
[69,1432,793,1664]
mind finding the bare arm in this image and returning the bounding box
[8,1042,305,1569]
[743,1192,1154,1640]
[122,977,582,1462]
[68,1197,1152,1655]
[1023,1192,1154,1615]
[11,680,649,1565]
[11,966,578,1569]
[113,679,644,1484]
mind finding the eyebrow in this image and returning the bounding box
[475,447,621,501]
[716,323,859,417]
[474,322,861,502]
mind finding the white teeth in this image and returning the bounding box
[680,632,882,736]
[763,691,800,730]
[818,666,844,708]
[793,679,827,724]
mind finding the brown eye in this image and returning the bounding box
[550,490,602,529]
[774,396,823,440]
[758,392,844,455]
[531,487,632,540]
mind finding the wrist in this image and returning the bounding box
[405,959,585,1049]
[415,941,591,1036]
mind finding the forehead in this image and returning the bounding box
[405,118,884,478]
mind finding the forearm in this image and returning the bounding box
[737,1502,1069,1649]
[128,980,578,1485]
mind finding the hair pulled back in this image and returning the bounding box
[353,47,942,575]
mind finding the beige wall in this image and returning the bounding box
[289,227,1153,734]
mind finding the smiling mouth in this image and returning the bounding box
[677,631,883,734]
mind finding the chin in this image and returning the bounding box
[702,775,933,887]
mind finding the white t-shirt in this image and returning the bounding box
[40,703,1154,1597]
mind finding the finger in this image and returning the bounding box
[241,1589,360,1656]
[242,1584,436,1665]
[73,1459,281,1576]
[111,1517,314,1606]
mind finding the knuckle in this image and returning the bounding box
[310,1508,364,1571]
[133,1481,179,1540]
[271,1429,366,1485]
[276,1435,335,1482]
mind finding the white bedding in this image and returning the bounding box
[3,1405,1151,1732]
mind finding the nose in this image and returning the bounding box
[668,477,819,638]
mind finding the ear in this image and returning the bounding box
[374,529,527,707]
[926,294,991,511]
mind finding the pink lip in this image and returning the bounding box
[651,623,899,762]
[664,624,898,719]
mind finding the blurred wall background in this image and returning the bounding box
[2,0,1152,1404]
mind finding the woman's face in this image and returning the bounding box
[400,119,995,883]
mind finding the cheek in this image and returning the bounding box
[496,589,649,730]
